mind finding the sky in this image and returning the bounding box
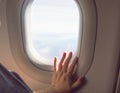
[26,0,80,65]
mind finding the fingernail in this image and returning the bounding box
[63,52,66,56]
[69,51,72,54]
[69,52,72,56]
[54,57,57,62]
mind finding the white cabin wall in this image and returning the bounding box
[0,0,120,93]
[0,0,49,90]
[78,0,120,93]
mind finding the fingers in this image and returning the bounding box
[54,57,57,72]
[58,52,66,72]
[68,56,78,74]
[57,52,77,73]
[62,52,72,72]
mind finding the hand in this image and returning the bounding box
[49,52,84,93]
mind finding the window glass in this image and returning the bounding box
[25,0,80,66]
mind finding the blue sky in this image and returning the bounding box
[27,0,80,65]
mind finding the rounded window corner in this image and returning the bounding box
[21,0,98,77]
[77,0,97,76]
[6,0,98,84]
[6,0,54,84]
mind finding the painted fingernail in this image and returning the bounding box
[69,52,72,57]
[63,52,66,56]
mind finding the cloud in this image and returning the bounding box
[37,47,51,58]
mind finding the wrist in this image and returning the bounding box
[47,86,70,93]
[47,86,58,93]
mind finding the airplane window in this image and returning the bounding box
[24,0,81,67]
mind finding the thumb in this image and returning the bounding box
[72,77,84,89]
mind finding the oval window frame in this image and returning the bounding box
[23,0,82,71]
[6,0,97,84]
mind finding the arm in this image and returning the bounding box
[34,52,84,93]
